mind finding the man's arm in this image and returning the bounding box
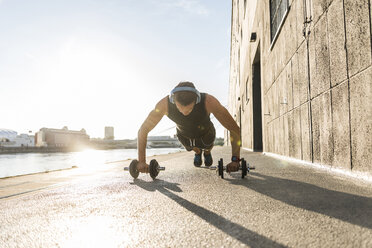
[205,94,241,170]
[138,97,168,166]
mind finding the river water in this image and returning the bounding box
[0,148,184,178]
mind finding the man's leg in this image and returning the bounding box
[176,132,193,151]
[177,131,204,167]
[200,126,216,167]
[193,147,202,154]
[193,147,202,167]
[203,147,214,166]
[203,148,213,155]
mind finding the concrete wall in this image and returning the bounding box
[229,0,371,174]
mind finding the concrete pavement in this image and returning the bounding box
[1,146,372,247]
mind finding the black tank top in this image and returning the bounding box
[167,93,213,138]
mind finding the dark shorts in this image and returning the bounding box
[177,126,216,151]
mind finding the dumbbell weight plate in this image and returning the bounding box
[218,158,224,179]
[149,159,160,180]
[241,159,247,179]
[129,159,140,179]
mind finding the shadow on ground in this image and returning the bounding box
[226,172,372,230]
[133,179,286,247]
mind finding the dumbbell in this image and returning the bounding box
[210,158,255,179]
[124,159,165,179]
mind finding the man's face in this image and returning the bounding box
[175,101,195,116]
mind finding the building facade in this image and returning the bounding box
[35,127,89,148]
[0,129,34,147]
[229,0,371,174]
[0,129,17,142]
[104,126,114,140]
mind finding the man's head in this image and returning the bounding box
[171,82,199,106]
[170,81,200,116]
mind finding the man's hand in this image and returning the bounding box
[137,161,149,173]
[226,161,240,173]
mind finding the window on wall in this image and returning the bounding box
[270,0,290,43]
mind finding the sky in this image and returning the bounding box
[0,0,232,139]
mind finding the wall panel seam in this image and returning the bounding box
[342,0,353,170]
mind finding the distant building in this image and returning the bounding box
[35,126,89,147]
[104,126,114,140]
[14,134,35,147]
[0,129,35,147]
[147,136,182,148]
[0,129,17,141]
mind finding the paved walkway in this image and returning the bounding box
[1,147,372,247]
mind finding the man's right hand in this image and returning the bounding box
[137,161,149,173]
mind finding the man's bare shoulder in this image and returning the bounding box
[205,94,222,113]
[205,93,219,103]
[154,96,169,115]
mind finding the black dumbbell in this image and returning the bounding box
[124,159,165,179]
[148,159,165,179]
[210,158,255,179]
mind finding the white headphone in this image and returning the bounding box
[169,86,201,104]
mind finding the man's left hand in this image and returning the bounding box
[226,161,240,173]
